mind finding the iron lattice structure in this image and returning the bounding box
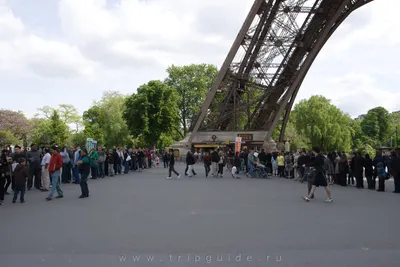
[189,0,374,144]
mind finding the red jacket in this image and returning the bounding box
[48,153,63,173]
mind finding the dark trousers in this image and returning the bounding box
[205,165,210,177]
[98,162,105,178]
[91,167,98,179]
[28,167,42,189]
[168,164,179,177]
[218,164,224,175]
[104,161,109,176]
[0,177,5,201]
[366,175,374,189]
[61,163,71,183]
[300,166,305,179]
[13,188,25,202]
[80,174,89,197]
[355,172,364,188]
[124,161,129,174]
[278,166,284,177]
[4,172,12,192]
[378,175,385,191]
[138,159,143,170]
[339,172,347,186]
[163,160,169,168]
[394,174,400,193]
[347,173,354,185]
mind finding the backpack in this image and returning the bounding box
[376,162,385,177]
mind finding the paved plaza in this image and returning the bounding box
[1,163,399,267]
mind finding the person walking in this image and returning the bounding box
[166,149,180,179]
[303,147,333,203]
[204,152,211,177]
[210,148,220,178]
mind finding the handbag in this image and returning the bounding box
[126,155,132,161]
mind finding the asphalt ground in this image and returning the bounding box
[1,163,399,267]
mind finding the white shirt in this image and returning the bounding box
[41,153,51,166]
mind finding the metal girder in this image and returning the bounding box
[188,0,375,146]
[278,0,375,142]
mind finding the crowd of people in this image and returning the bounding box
[0,143,169,205]
[185,146,400,201]
[1,142,399,205]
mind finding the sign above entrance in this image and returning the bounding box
[237,134,253,141]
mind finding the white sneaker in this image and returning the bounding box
[177,174,181,179]
[166,177,171,179]
[324,198,333,203]
[303,196,310,202]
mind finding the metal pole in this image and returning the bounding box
[396,126,398,148]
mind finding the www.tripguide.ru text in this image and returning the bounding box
[119,254,282,264]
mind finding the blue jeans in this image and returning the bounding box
[80,174,89,197]
[124,161,129,173]
[49,170,63,197]
[248,163,254,176]
[98,162,105,178]
[73,165,80,183]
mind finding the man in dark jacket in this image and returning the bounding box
[211,148,220,178]
[166,149,180,179]
[27,144,42,190]
[185,151,196,176]
[390,151,400,193]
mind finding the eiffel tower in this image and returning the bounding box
[174,0,375,152]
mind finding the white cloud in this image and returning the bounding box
[300,72,400,117]
[0,0,399,121]
[0,1,94,78]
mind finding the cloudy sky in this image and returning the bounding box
[0,0,399,119]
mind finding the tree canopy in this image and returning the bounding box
[124,80,180,147]
[0,109,31,140]
[165,64,218,136]
[293,95,353,152]
[360,107,390,146]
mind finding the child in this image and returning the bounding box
[13,158,29,203]
[231,166,239,179]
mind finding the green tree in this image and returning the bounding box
[48,110,69,146]
[36,104,82,132]
[360,107,390,146]
[0,130,19,146]
[70,131,87,148]
[165,64,218,136]
[82,106,105,146]
[124,80,180,147]
[389,112,400,147]
[293,95,352,152]
[30,118,52,145]
[272,111,309,151]
[30,111,69,146]
[97,91,130,147]
[58,104,82,132]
